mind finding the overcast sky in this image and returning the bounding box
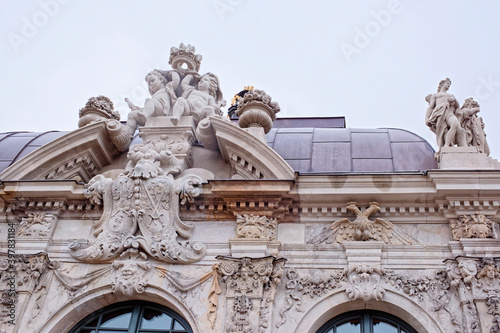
[1,0,499,160]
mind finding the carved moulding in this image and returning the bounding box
[308,202,416,245]
[69,148,206,264]
[450,212,497,240]
[217,256,285,333]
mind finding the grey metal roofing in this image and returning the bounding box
[265,127,437,173]
[0,125,437,175]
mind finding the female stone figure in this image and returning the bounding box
[425,78,466,157]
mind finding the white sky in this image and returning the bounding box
[1,0,499,160]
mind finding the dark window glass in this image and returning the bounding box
[317,310,417,333]
[69,301,192,333]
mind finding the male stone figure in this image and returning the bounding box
[425,78,466,156]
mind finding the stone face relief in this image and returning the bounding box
[425,78,490,157]
[450,212,496,240]
[309,202,415,244]
[236,214,277,240]
[111,249,153,296]
[69,148,206,264]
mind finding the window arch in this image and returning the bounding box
[69,301,193,333]
[317,310,417,333]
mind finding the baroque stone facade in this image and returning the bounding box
[0,44,500,333]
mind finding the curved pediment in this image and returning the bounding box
[210,117,295,180]
[0,121,117,182]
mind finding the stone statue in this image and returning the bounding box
[125,70,179,134]
[425,78,466,156]
[458,97,490,155]
[171,72,224,125]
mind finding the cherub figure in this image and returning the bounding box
[171,72,223,125]
[125,70,179,134]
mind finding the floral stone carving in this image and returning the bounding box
[217,256,285,333]
[236,214,277,240]
[235,89,280,134]
[69,148,206,264]
[78,95,120,128]
[450,212,496,240]
[309,202,415,245]
[17,213,57,238]
[276,269,345,328]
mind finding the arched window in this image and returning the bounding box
[317,310,417,333]
[69,301,192,333]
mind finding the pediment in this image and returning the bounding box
[0,121,117,182]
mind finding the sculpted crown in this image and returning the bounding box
[169,43,203,72]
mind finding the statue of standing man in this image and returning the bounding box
[425,78,466,157]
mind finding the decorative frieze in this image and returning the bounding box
[17,213,57,238]
[236,214,277,240]
[450,213,496,240]
[276,269,345,328]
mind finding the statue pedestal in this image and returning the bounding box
[439,146,500,170]
[139,116,196,170]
